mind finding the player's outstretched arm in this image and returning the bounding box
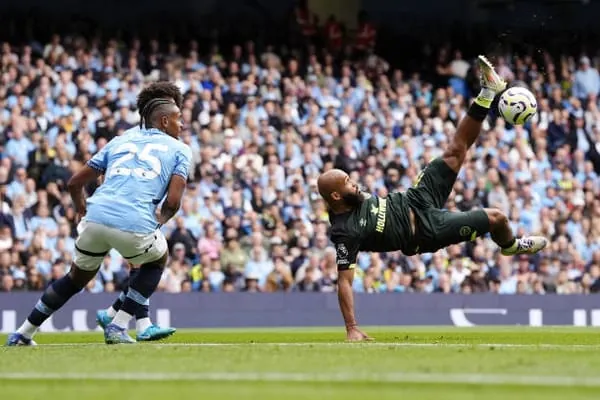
[67,165,103,217]
[338,269,372,342]
[157,174,186,225]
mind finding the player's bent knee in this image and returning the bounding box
[73,252,104,272]
[68,263,100,287]
[141,251,168,270]
[484,208,508,229]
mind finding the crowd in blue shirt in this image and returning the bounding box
[0,33,600,295]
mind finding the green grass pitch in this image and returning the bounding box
[2,327,600,399]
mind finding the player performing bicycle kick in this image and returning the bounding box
[317,56,547,341]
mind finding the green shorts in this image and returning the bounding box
[405,158,490,254]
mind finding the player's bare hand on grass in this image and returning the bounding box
[346,326,373,342]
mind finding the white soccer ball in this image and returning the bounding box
[498,86,538,125]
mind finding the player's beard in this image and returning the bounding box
[342,190,364,208]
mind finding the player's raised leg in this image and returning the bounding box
[410,56,508,210]
[441,55,507,173]
[421,55,546,255]
[470,57,545,254]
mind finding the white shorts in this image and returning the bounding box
[74,220,168,271]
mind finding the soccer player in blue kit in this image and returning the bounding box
[95,82,184,342]
[6,95,192,345]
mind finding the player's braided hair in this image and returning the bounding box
[136,81,183,127]
[141,98,176,129]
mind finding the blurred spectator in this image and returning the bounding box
[573,57,600,102]
[168,217,197,259]
[265,257,293,292]
[1,274,14,292]
[158,260,189,293]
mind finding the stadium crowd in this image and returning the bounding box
[1,17,600,295]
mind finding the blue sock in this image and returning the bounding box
[27,275,82,327]
[120,264,162,316]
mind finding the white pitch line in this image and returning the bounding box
[30,342,600,350]
[0,371,599,387]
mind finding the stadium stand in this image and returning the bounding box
[1,4,600,296]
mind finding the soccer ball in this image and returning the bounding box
[497,86,538,125]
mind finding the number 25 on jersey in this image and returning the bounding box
[107,143,169,180]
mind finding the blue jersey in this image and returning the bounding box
[85,128,192,234]
[122,126,141,136]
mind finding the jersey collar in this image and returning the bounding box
[143,127,168,136]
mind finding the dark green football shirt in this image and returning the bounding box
[329,192,415,270]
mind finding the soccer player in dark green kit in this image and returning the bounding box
[317,56,547,341]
